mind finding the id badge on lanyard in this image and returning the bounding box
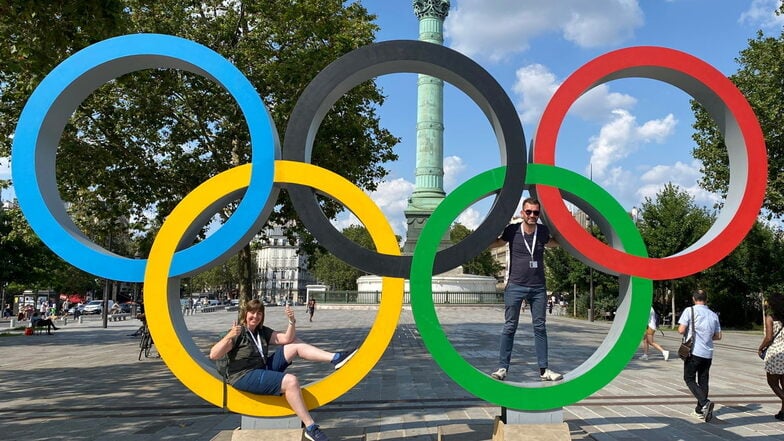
[247,327,266,364]
[522,224,538,268]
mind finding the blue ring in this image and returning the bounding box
[11,34,277,281]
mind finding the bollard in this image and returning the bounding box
[62,317,67,326]
[9,318,16,328]
[78,315,83,324]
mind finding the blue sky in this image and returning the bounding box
[2,0,783,241]
[329,0,784,238]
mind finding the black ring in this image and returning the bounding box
[282,40,526,278]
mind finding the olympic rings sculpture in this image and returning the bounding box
[11,34,766,413]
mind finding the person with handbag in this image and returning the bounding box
[679,289,722,422]
[758,292,784,420]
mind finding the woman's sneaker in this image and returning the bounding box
[304,424,329,441]
[332,348,358,369]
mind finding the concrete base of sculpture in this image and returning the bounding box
[224,425,366,441]
[491,416,570,441]
[356,268,497,304]
[502,407,563,424]
[229,428,302,440]
[240,415,300,430]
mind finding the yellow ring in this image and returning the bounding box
[144,160,403,416]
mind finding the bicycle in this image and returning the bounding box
[138,323,154,360]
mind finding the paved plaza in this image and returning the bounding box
[1,305,783,440]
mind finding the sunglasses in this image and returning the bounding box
[524,209,540,216]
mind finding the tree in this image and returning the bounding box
[637,183,714,322]
[189,254,243,297]
[312,225,374,290]
[450,223,503,276]
[0,1,399,301]
[699,221,784,328]
[692,28,784,217]
[544,222,618,318]
[0,204,99,304]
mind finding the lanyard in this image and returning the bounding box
[521,224,538,260]
[246,327,266,363]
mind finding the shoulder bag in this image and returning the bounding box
[760,322,783,360]
[678,307,695,361]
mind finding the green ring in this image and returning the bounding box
[410,163,652,410]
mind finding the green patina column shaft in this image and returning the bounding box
[404,0,451,254]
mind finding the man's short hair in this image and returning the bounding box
[692,289,707,302]
[522,197,540,207]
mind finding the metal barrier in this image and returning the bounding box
[309,291,504,305]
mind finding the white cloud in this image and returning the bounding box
[0,157,13,202]
[587,109,677,178]
[513,64,560,126]
[330,177,414,239]
[513,63,636,129]
[740,0,784,30]
[445,0,643,61]
[443,155,467,190]
[636,160,719,208]
[0,157,9,180]
[456,207,483,230]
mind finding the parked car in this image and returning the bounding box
[82,300,106,314]
[67,303,87,315]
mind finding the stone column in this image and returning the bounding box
[403,0,451,254]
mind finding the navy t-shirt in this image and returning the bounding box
[502,222,551,287]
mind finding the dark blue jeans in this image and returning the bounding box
[683,354,712,410]
[498,283,548,371]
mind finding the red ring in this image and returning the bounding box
[533,46,767,280]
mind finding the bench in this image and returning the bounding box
[29,321,52,335]
[199,306,219,313]
[109,313,131,321]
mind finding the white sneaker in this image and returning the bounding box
[701,401,715,422]
[691,410,705,420]
[491,368,507,381]
[640,354,649,360]
[540,368,563,381]
[663,350,670,361]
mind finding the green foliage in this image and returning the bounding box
[311,225,375,290]
[450,223,503,276]
[637,183,714,258]
[698,222,784,327]
[545,223,618,318]
[0,1,398,296]
[0,205,99,303]
[692,30,784,217]
[189,253,242,296]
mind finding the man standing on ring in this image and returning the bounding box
[489,197,563,382]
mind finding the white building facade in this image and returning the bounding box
[253,224,317,305]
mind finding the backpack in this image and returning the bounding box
[215,354,230,380]
[214,337,234,411]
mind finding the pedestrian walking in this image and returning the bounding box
[759,292,784,420]
[640,306,670,361]
[679,289,722,422]
[307,298,316,322]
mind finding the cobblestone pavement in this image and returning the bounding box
[0,305,782,440]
